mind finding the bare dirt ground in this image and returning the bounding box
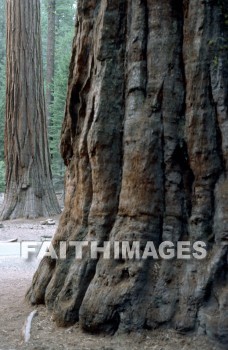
[0,197,226,350]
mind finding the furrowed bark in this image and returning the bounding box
[27,0,228,343]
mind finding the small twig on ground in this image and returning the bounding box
[22,309,38,343]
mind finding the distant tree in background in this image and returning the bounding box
[41,0,76,190]
[1,0,60,219]
[0,0,76,193]
[0,0,6,192]
[46,0,56,125]
[49,0,76,190]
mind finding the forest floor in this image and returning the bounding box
[0,196,226,350]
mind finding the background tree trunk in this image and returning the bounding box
[0,0,6,163]
[46,0,55,126]
[1,0,60,219]
[27,0,228,343]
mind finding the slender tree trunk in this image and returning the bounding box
[1,0,60,219]
[0,0,6,162]
[46,0,55,125]
[27,0,228,343]
[0,0,5,63]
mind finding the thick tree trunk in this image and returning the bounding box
[46,0,55,125]
[27,0,228,343]
[1,0,60,219]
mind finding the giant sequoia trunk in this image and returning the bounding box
[27,0,228,343]
[1,0,60,219]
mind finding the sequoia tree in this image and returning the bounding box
[27,0,228,343]
[1,0,60,219]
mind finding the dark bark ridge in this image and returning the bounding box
[27,0,228,343]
